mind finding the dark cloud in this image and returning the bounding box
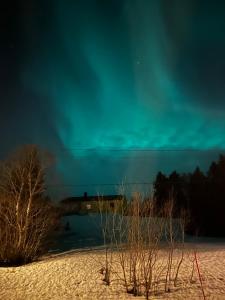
[176,46,225,109]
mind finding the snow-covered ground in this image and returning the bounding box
[0,244,225,299]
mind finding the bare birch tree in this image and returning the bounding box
[0,145,58,265]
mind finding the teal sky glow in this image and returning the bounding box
[2,0,225,197]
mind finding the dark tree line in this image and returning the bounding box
[153,155,225,237]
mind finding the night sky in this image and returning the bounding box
[2,0,225,199]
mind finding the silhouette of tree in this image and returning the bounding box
[154,171,188,216]
[206,155,225,235]
[168,171,188,215]
[153,155,225,236]
[188,167,207,235]
[153,172,170,213]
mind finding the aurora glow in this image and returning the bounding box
[2,0,225,197]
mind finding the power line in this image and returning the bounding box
[58,147,224,152]
[54,148,225,160]
[47,177,225,188]
[47,182,153,188]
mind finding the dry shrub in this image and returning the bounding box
[98,189,188,299]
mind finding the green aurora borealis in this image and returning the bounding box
[2,0,225,197]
